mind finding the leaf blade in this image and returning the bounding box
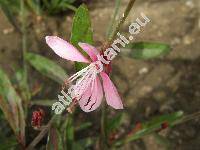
[115,111,183,146]
[25,53,68,84]
[0,0,21,32]
[106,113,124,135]
[126,42,171,59]
[46,126,64,150]
[0,68,25,144]
[70,4,94,71]
[70,4,93,46]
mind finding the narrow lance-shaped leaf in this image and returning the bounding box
[0,68,25,145]
[0,0,21,32]
[0,134,18,150]
[65,115,74,149]
[153,133,172,149]
[106,113,124,135]
[14,68,31,101]
[25,53,68,84]
[75,122,92,131]
[73,138,95,150]
[70,4,93,47]
[125,42,171,59]
[106,0,121,38]
[31,99,57,106]
[70,4,94,71]
[46,126,64,150]
[26,0,42,15]
[115,111,183,146]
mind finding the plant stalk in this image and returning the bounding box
[100,101,107,149]
[26,116,56,150]
[20,0,30,105]
[21,0,27,83]
[106,0,121,38]
[107,0,136,46]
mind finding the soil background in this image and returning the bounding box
[0,0,200,149]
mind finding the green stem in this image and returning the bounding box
[62,3,77,12]
[108,0,136,44]
[100,0,137,148]
[20,0,29,102]
[26,115,56,149]
[106,0,121,38]
[21,1,27,74]
[100,101,107,149]
[173,111,200,126]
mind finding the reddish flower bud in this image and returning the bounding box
[156,121,169,132]
[31,108,45,129]
[128,122,142,136]
[161,121,169,129]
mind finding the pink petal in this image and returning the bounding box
[100,72,123,109]
[78,76,103,112]
[78,85,91,111]
[45,36,89,63]
[78,42,99,61]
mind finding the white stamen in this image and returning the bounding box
[64,62,99,99]
[74,66,97,96]
[68,63,94,83]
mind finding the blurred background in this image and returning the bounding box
[0,0,200,149]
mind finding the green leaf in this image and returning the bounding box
[0,0,21,32]
[65,115,74,149]
[106,0,121,38]
[0,109,3,119]
[126,42,171,59]
[43,0,76,14]
[75,122,92,131]
[13,68,31,101]
[26,0,42,15]
[0,68,25,145]
[46,126,64,150]
[61,114,74,149]
[0,135,18,150]
[106,113,124,135]
[153,133,172,149]
[65,0,77,3]
[25,53,68,84]
[70,4,94,71]
[61,3,77,12]
[31,99,56,106]
[52,0,60,8]
[74,62,88,71]
[115,111,183,146]
[73,137,95,150]
[70,4,93,47]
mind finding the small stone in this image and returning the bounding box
[139,86,153,96]
[145,106,151,117]
[66,16,71,22]
[154,91,166,101]
[3,28,14,34]
[139,67,148,74]
[185,0,194,8]
[171,37,181,45]
[158,31,163,37]
[183,35,193,45]
[185,127,196,138]
[173,131,180,136]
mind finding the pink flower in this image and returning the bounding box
[45,36,123,112]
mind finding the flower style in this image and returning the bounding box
[45,36,123,112]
